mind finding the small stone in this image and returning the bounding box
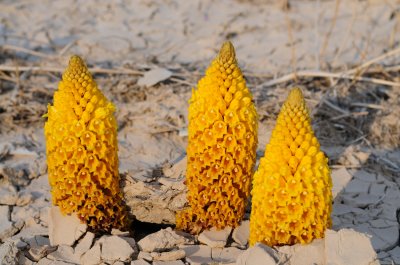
[81,243,101,265]
[113,262,125,265]
[0,240,18,265]
[131,260,151,265]
[180,245,212,265]
[47,245,80,264]
[121,236,138,253]
[138,227,188,252]
[16,240,28,250]
[75,232,95,255]
[0,219,24,241]
[48,206,87,246]
[325,229,378,265]
[28,245,57,261]
[101,235,135,262]
[198,226,232,248]
[25,235,50,247]
[138,251,153,261]
[236,243,278,265]
[151,249,185,261]
[153,261,185,265]
[331,168,353,198]
[232,220,250,246]
[212,247,244,264]
[278,239,324,265]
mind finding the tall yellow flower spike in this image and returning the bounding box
[176,41,258,234]
[249,88,332,246]
[44,55,128,231]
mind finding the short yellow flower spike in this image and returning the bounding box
[44,55,128,231]
[176,42,258,233]
[249,88,332,246]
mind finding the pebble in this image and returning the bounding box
[236,243,279,265]
[101,235,136,262]
[48,206,87,246]
[232,220,250,246]
[278,239,324,265]
[0,219,24,241]
[28,245,57,261]
[47,245,80,264]
[138,227,188,252]
[180,245,213,265]
[75,232,95,256]
[325,229,378,265]
[212,247,244,264]
[81,243,101,265]
[198,226,232,248]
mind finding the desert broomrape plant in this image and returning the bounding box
[249,88,332,246]
[176,41,258,233]
[44,55,128,231]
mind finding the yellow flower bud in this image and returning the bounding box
[44,55,128,231]
[249,88,332,246]
[176,42,258,234]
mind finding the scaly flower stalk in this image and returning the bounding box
[176,41,258,233]
[249,88,332,246]
[44,55,128,231]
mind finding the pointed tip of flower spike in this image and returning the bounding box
[62,55,92,83]
[286,87,305,107]
[68,55,86,68]
[218,41,236,63]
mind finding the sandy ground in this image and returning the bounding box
[1,0,400,264]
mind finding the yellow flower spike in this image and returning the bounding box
[45,55,128,231]
[176,42,258,234]
[249,88,332,246]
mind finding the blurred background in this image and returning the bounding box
[1,0,400,73]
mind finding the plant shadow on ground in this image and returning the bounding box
[252,74,400,263]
